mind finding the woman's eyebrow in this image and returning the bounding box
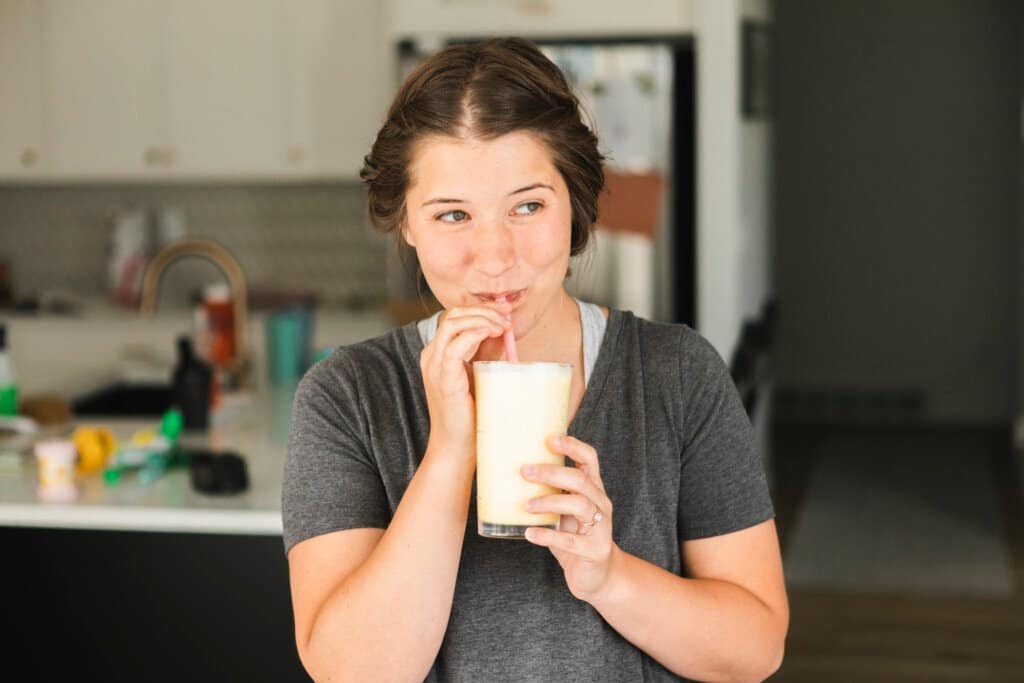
[508,182,554,196]
[421,182,554,207]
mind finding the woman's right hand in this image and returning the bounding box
[420,306,511,463]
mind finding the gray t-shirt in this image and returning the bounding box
[283,307,775,682]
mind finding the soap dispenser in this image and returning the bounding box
[171,335,212,430]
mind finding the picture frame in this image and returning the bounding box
[742,20,773,119]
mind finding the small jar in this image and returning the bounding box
[35,439,78,503]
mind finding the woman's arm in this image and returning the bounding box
[289,448,475,682]
[524,435,787,682]
[587,520,788,683]
[287,305,512,681]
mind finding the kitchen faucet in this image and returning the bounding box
[139,237,250,388]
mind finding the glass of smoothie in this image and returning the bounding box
[472,360,572,539]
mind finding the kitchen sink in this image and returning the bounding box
[72,382,174,417]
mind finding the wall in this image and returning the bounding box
[1018,8,1024,445]
[694,0,774,360]
[0,183,388,311]
[774,0,1019,423]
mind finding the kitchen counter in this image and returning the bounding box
[0,306,398,536]
[0,306,399,682]
[0,383,301,535]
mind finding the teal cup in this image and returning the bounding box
[265,307,314,385]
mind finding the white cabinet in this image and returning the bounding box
[0,0,384,182]
[384,0,696,39]
[0,0,46,176]
[164,0,285,176]
[282,0,383,177]
[43,0,167,177]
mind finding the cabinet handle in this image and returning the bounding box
[144,147,161,166]
[163,147,177,166]
[20,147,38,168]
[287,146,306,165]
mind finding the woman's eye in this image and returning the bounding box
[514,201,543,216]
[437,210,468,223]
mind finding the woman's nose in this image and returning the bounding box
[473,224,516,277]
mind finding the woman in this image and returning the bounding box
[283,37,788,682]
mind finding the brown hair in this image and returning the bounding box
[359,36,605,257]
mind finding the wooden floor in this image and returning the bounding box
[769,423,1024,682]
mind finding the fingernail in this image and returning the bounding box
[551,435,564,447]
[522,465,536,477]
[526,498,538,510]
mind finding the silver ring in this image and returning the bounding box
[578,507,603,534]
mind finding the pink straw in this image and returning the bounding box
[502,326,519,363]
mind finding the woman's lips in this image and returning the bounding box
[473,288,524,305]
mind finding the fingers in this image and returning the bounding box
[521,463,611,517]
[528,493,602,535]
[524,527,610,560]
[547,435,604,490]
[527,493,599,521]
[428,313,507,359]
[439,305,512,334]
[434,326,499,395]
[422,310,509,391]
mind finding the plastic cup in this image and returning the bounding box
[473,361,572,539]
[35,439,79,503]
[265,307,314,385]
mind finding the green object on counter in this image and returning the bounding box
[0,323,17,416]
[161,408,183,441]
[103,467,122,485]
[138,454,168,486]
[0,385,16,416]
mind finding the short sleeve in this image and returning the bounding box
[281,354,390,555]
[676,331,775,541]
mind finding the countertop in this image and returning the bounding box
[0,306,397,536]
[0,384,299,535]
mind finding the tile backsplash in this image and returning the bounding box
[0,182,389,310]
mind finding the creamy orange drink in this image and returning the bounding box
[473,361,572,538]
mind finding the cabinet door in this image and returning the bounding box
[0,0,46,177]
[282,0,383,178]
[165,0,285,176]
[43,0,166,177]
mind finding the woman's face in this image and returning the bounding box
[403,130,573,332]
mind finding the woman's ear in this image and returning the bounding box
[401,222,416,249]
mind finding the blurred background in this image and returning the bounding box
[0,0,1021,680]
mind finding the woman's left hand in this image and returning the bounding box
[521,435,617,602]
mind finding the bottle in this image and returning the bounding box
[171,336,212,430]
[203,283,235,366]
[0,323,18,416]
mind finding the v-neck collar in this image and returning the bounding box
[400,308,625,438]
[566,307,621,436]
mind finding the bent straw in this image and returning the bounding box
[502,326,519,363]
